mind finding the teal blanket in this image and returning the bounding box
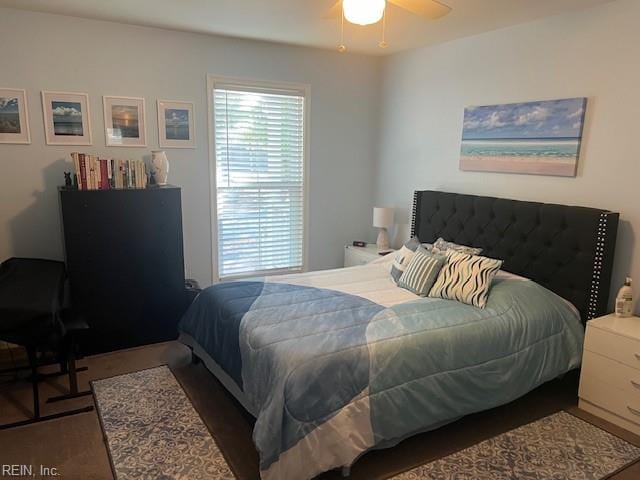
[180,275,584,479]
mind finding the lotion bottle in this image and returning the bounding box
[615,277,634,318]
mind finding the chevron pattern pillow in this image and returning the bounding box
[397,248,446,296]
[429,251,503,308]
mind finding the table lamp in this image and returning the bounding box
[373,207,394,250]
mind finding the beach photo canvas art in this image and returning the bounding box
[111,105,139,138]
[157,100,195,148]
[42,91,92,145]
[460,98,587,177]
[103,96,147,147]
[52,101,84,136]
[0,98,21,134]
[0,88,30,144]
[165,109,189,140]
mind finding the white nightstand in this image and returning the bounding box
[344,244,390,267]
[579,313,640,435]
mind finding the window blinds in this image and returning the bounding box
[214,85,306,278]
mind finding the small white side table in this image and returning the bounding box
[343,244,389,267]
[579,313,640,435]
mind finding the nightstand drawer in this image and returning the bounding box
[344,245,381,267]
[585,325,640,370]
[580,350,640,397]
[351,250,372,265]
[579,375,640,426]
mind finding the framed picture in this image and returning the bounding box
[103,96,147,147]
[460,97,587,177]
[41,91,92,145]
[157,100,195,148]
[0,88,31,144]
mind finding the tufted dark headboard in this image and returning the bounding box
[411,190,619,323]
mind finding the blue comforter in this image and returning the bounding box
[179,275,584,480]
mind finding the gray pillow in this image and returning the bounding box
[405,236,421,251]
[398,247,446,296]
[432,237,482,256]
[390,237,421,282]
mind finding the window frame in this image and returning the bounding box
[207,75,311,282]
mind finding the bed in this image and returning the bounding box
[179,190,619,480]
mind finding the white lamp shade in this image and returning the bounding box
[373,207,394,229]
[343,0,386,26]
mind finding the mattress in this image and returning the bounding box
[178,255,584,480]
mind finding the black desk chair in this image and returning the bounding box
[0,258,93,430]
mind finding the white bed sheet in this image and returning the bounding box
[266,253,418,308]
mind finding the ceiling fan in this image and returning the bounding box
[326,0,452,52]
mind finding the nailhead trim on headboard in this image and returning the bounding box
[410,190,619,323]
[587,212,608,319]
[410,190,418,238]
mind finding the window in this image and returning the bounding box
[211,78,307,279]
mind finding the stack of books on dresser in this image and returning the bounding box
[70,152,148,190]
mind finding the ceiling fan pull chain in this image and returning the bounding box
[338,4,347,53]
[379,6,388,49]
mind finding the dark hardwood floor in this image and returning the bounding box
[1,342,639,479]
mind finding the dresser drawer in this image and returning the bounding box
[585,325,640,370]
[580,350,640,397]
[579,375,640,426]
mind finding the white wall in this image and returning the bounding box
[376,0,639,309]
[0,8,380,287]
[2,2,638,309]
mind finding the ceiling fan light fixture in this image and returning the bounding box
[343,0,386,26]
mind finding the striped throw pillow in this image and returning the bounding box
[429,251,503,308]
[398,248,446,296]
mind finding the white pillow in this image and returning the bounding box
[390,237,421,282]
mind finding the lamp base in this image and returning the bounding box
[376,228,390,250]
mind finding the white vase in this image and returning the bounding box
[151,150,169,185]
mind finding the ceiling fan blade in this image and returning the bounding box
[324,1,343,20]
[389,0,452,20]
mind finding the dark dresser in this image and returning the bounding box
[59,186,187,354]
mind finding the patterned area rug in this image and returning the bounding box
[392,411,640,480]
[92,366,235,480]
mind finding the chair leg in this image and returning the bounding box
[1,345,94,430]
[0,357,76,375]
[0,405,94,430]
[27,346,40,419]
[46,338,92,404]
[68,354,78,394]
